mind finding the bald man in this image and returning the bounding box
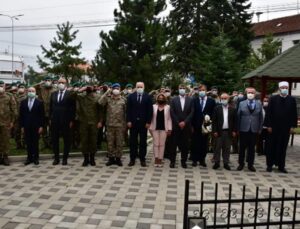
[20,87,45,165]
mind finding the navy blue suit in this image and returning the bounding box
[126,92,153,162]
[19,98,45,162]
[191,96,216,163]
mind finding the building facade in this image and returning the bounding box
[0,52,25,83]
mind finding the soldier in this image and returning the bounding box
[70,82,81,150]
[99,83,126,166]
[0,81,17,166]
[14,83,27,149]
[35,76,56,148]
[121,83,134,98]
[76,83,103,166]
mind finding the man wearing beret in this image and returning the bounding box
[99,83,126,166]
[0,81,17,166]
[264,81,298,173]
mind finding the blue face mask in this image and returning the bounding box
[280,88,288,96]
[199,91,206,97]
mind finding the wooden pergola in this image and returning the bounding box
[242,43,300,100]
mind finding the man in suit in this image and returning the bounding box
[20,87,45,165]
[212,93,237,170]
[237,87,263,172]
[264,81,298,173]
[169,84,194,168]
[191,84,216,167]
[49,78,76,165]
[127,82,153,167]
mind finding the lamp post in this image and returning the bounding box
[0,14,24,81]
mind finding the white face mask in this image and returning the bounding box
[221,99,228,106]
[45,81,52,87]
[0,87,5,93]
[137,88,144,94]
[263,102,268,107]
[27,92,36,98]
[112,89,120,95]
[199,91,206,97]
[165,92,171,97]
[53,83,58,89]
[58,83,66,91]
[179,89,186,96]
[247,93,255,100]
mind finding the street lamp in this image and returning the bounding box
[0,14,24,81]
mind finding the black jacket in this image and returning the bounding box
[212,105,237,135]
[192,96,216,129]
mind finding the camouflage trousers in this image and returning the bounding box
[80,123,97,155]
[14,121,25,149]
[0,125,10,157]
[42,117,52,148]
[107,126,124,158]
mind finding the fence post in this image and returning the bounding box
[292,190,298,229]
[267,187,272,229]
[183,180,189,229]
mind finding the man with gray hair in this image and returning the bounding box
[264,81,298,173]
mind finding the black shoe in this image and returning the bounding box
[279,168,288,174]
[115,158,123,166]
[199,161,207,167]
[224,164,231,171]
[181,162,187,169]
[3,157,10,166]
[90,154,96,166]
[34,160,39,165]
[106,157,115,166]
[24,160,31,166]
[62,159,68,165]
[192,161,197,167]
[267,167,272,172]
[82,154,89,167]
[52,160,59,165]
[141,161,146,167]
[213,163,220,170]
[128,160,135,167]
[169,162,175,168]
[248,166,256,172]
[237,165,244,171]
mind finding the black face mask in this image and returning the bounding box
[157,100,166,105]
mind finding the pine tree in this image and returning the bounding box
[37,22,85,82]
[92,0,167,89]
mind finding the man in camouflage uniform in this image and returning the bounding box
[0,81,17,166]
[76,83,103,166]
[99,83,126,166]
[35,76,56,148]
[70,82,81,150]
[14,83,27,149]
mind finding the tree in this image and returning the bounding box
[24,66,44,85]
[92,0,167,89]
[194,32,241,92]
[37,22,85,82]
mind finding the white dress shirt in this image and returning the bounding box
[200,96,207,111]
[28,98,35,111]
[179,95,185,111]
[57,89,66,102]
[222,105,229,129]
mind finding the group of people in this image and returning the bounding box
[0,78,297,173]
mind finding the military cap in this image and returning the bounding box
[0,80,5,84]
[18,83,26,88]
[52,76,59,81]
[112,83,121,89]
[44,76,52,81]
[125,83,133,88]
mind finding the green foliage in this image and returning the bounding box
[91,0,167,89]
[24,66,44,85]
[37,22,86,83]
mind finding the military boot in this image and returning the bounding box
[106,157,115,166]
[90,153,96,166]
[115,157,123,166]
[82,154,89,167]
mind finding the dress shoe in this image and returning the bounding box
[266,167,272,172]
[248,166,256,172]
[90,153,96,166]
[169,162,175,168]
[3,157,10,166]
[140,161,147,167]
[192,161,197,167]
[52,160,59,165]
[115,158,123,167]
[224,164,231,171]
[82,154,89,167]
[62,159,68,165]
[237,165,244,171]
[213,163,220,170]
[24,160,31,166]
[181,162,187,169]
[128,160,135,166]
[199,161,207,167]
[106,157,115,166]
[279,168,288,174]
[34,160,39,165]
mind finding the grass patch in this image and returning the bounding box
[294,127,300,135]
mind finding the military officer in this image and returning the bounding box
[15,83,27,149]
[0,81,17,166]
[99,83,126,166]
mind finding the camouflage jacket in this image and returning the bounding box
[36,86,56,117]
[0,92,17,126]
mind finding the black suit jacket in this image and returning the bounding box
[212,105,237,135]
[19,98,45,130]
[192,97,216,129]
[170,96,194,129]
[126,92,153,126]
[49,90,76,127]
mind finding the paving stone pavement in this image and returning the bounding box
[0,137,300,229]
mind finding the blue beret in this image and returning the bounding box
[112,83,121,88]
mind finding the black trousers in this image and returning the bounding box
[267,130,290,169]
[190,129,209,163]
[239,131,257,167]
[169,128,190,163]
[129,121,148,162]
[51,124,71,161]
[24,127,39,162]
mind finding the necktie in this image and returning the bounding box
[250,100,254,110]
[138,94,141,103]
[29,99,33,111]
[200,98,204,111]
[58,92,62,102]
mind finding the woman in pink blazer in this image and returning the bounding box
[149,93,172,167]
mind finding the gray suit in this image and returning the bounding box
[237,99,263,167]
